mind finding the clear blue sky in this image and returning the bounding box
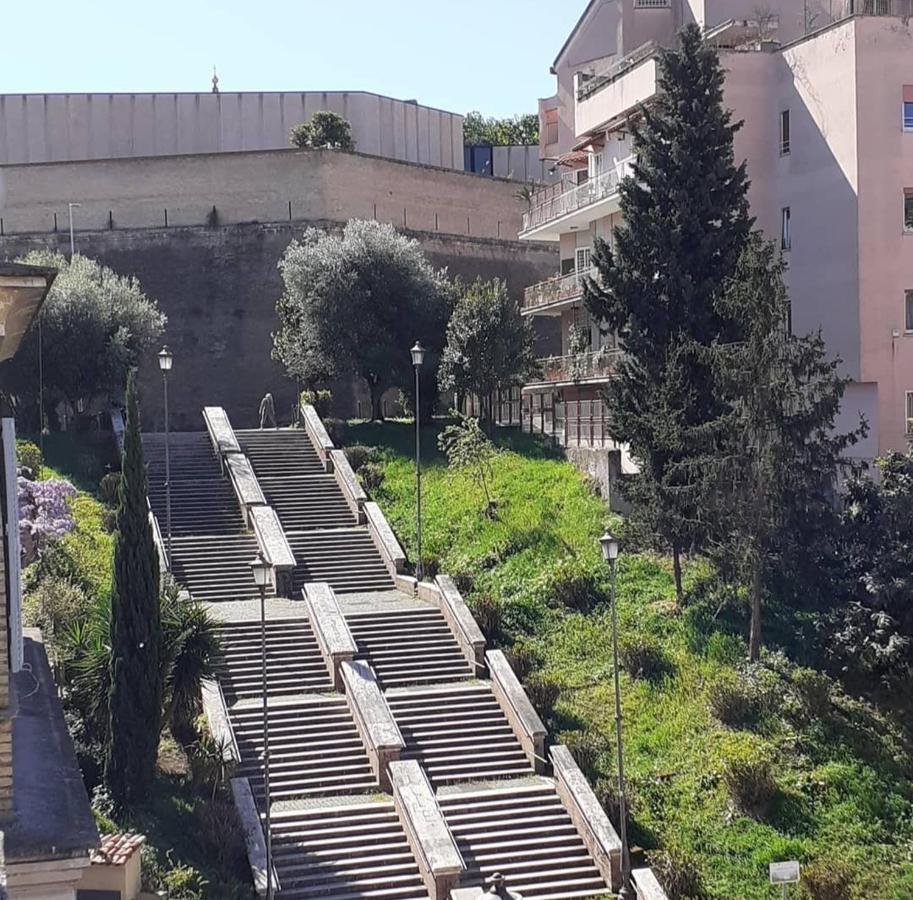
[3,0,584,118]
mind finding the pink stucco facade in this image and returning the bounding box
[520,1,913,458]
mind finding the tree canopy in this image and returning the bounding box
[289,111,356,151]
[438,277,538,421]
[1,251,165,431]
[463,111,539,146]
[273,219,451,420]
[585,23,752,602]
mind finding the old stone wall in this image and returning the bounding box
[0,222,558,430]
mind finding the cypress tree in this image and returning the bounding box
[586,24,752,603]
[106,368,162,805]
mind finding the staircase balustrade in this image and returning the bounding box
[225,453,267,523]
[424,576,486,672]
[486,649,548,774]
[249,506,296,596]
[202,405,242,471]
[633,867,672,900]
[341,659,405,792]
[330,448,367,523]
[201,677,241,763]
[303,582,357,690]
[301,403,334,471]
[364,501,407,577]
[388,759,465,900]
[145,497,169,575]
[231,776,278,898]
[550,744,623,891]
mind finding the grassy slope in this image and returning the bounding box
[348,420,913,900]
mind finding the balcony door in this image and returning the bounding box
[575,247,592,283]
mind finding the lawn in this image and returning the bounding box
[345,419,913,900]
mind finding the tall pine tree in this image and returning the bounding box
[709,235,864,661]
[586,24,752,603]
[106,368,162,805]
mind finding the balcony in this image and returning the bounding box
[525,349,620,389]
[519,158,634,242]
[522,268,595,316]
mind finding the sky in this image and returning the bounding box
[3,0,585,118]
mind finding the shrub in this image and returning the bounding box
[198,794,247,876]
[290,112,355,151]
[792,667,833,721]
[542,559,605,613]
[22,575,90,666]
[707,672,758,727]
[323,417,347,446]
[344,444,376,472]
[451,569,475,596]
[619,635,670,680]
[470,595,502,641]
[645,847,705,900]
[525,676,561,721]
[720,736,777,816]
[358,462,385,495]
[420,554,441,580]
[503,642,542,680]
[16,439,43,477]
[301,388,333,417]
[561,730,608,780]
[99,472,122,507]
[802,859,854,900]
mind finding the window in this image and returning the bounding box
[780,110,791,155]
[544,108,559,146]
[575,247,592,277]
[781,207,791,251]
[906,291,913,332]
[905,190,913,231]
[904,102,913,131]
[907,391,913,435]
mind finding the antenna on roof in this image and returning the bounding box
[211,65,220,94]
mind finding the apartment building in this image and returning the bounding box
[518,0,913,461]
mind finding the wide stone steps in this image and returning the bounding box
[259,475,356,531]
[143,432,245,536]
[288,529,393,594]
[170,534,272,603]
[236,428,326,477]
[213,618,332,701]
[438,784,608,900]
[345,608,474,688]
[230,696,376,805]
[386,684,532,786]
[270,801,427,900]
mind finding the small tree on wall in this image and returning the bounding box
[438,277,538,422]
[290,111,356,151]
[273,220,451,420]
[105,370,162,807]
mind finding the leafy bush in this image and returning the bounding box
[451,569,475,596]
[470,594,502,641]
[540,558,606,613]
[198,794,247,876]
[290,111,355,151]
[420,554,441,580]
[358,462,385,495]
[323,417,347,446]
[619,635,670,679]
[503,641,542,680]
[22,575,90,665]
[99,472,122,507]
[792,667,832,720]
[438,416,498,517]
[301,388,333,417]
[720,735,777,816]
[525,675,561,721]
[16,439,43,477]
[561,730,608,780]
[707,672,758,727]
[646,847,705,900]
[801,859,854,900]
[344,444,377,472]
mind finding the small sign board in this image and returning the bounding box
[769,861,801,885]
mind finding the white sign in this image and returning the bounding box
[769,861,801,884]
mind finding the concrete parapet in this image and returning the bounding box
[633,867,671,900]
[303,582,357,690]
[388,759,464,900]
[200,678,240,763]
[486,649,547,773]
[429,576,486,672]
[330,448,367,523]
[225,453,267,521]
[364,501,407,576]
[202,406,241,462]
[231,776,277,898]
[250,506,296,596]
[301,404,334,471]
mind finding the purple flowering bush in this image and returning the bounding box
[18,476,77,563]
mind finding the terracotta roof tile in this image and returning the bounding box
[89,831,146,866]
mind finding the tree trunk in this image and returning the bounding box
[672,544,684,608]
[369,381,384,421]
[748,555,763,662]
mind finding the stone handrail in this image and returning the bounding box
[231,776,278,898]
[551,744,622,891]
[388,760,464,900]
[303,582,357,690]
[202,405,241,461]
[330,448,367,523]
[225,453,266,522]
[486,649,547,773]
[301,403,334,471]
[146,498,169,577]
[424,576,485,672]
[633,868,671,900]
[251,506,296,597]
[201,677,241,763]
[364,501,407,576]
[341,660,404,791]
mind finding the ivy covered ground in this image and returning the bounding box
[344,419,913,900]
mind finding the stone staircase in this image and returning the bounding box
[288,529,393,594]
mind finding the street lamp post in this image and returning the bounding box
[68,202,82,258]
[410,341,425,582]
[600,528,632,899]
[157,346,173,570]
[250,551,274,900]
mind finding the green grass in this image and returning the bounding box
[349,419,913,900]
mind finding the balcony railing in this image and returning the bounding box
[521,158,634,234]
[534,349,620,385]
[523,268,596,313]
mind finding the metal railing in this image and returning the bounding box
[521,158,634,233]
[522,396,616,449]
[535,349,620,385]
[523,268,596,312]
